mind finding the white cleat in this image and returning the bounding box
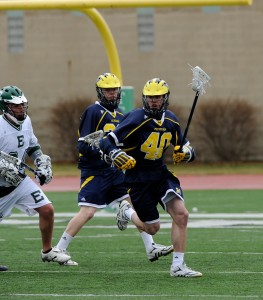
[170,263,202,278]
[147,243,173,262]
[116,200,131,231]
[60,259,78,266]
[58,250,78,266]
[41,247,71,264]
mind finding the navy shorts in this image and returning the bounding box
[128,172,184,223]
[78,168,129,208]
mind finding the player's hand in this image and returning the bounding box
[34,167,52,185]
[173,145,194,164]
[109,149,136,171]
[34,155,53,185]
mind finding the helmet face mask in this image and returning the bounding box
[96,73,121,111]
[0,85,28,125]
[142,78,170,119]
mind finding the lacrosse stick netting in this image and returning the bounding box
[78,130,104,149]
[0,151,35,174]
[189,65,211,95]
[179,65,211,150]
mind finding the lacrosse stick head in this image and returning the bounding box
[189,65,211,95]
[79,130,104,149]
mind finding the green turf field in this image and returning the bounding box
[1,190,263,300]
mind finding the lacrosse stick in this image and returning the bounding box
[78,130,105,149]
[0,151,35,174]
[179,65,211,150]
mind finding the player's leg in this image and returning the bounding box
[114,182,173,262]
[14,177,70,264]
[56,173,108,266]
[163,176,202,277]
[34,203,54,252]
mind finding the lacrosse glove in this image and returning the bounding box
[173,145,195,164]
[109,149,136,171]
[0,158,23,186]
[34,154,53,185]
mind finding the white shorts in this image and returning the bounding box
[0,176,51,221]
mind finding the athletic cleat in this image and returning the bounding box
[41,247,71,264]
[60,259,78,266]
[170,263,202,278]
[116,200,131,231]
[147,243,173,262]
[0,265,8,271]
[57,250,78,266]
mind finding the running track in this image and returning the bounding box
[41,174,263,192]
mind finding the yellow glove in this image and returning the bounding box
[109,149,136,171]
[173,146,186,164]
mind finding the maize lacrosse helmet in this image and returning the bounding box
[0,85,28,125]
[96,73,121,110]
[142,78,170,119]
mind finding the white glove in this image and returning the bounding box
[181,144,195,162]
[34,155,53,186]
[0,158,23,186]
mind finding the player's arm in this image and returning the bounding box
[77,108,101,156]
[27,145,53,185]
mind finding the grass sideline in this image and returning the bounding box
[1,190,263,300]
[50,161,263,176]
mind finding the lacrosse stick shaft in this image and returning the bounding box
[20,161,35,174]
[179,91,200,150]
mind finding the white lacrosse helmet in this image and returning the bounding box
[0,85,28,125]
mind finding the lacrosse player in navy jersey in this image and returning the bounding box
[56,73,173,265]
[0,86,71,270]
[99,78,202,278]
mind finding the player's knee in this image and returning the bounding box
[175,209,189,227]
[36,203,54,216]
[145,223,160,235]
[80,206,96,221]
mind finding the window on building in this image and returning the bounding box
[137,8,154,52]
[8,11,24,53]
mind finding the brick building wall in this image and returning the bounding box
[0,1,262,160]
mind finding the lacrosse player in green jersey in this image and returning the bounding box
[0,85,71,269]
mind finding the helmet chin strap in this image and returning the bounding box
[5,111,26,125]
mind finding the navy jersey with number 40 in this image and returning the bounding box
[105,108,185,182]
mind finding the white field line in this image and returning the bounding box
[4,212,263,218]
[2,212,263,228]
[3,293,262,298]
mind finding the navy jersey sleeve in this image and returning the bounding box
[77,105,101,156]
[78,103,125,172]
